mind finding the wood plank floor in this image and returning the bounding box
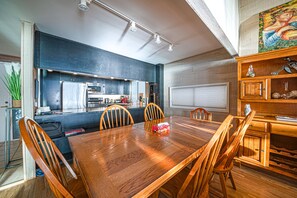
[0,140,23,187]
[0,165,296,198]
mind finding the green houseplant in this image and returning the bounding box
[2,62,21,107]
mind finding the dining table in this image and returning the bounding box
[68,116,221,198]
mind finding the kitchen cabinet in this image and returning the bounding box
[239,129,270,167]
[236,46,297,180]
[240,79,268,100]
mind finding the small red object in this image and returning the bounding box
[152,122,170,134]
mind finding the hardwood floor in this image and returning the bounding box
[0,165,296,198]
[210,166,297,198]
[0,140,23,187]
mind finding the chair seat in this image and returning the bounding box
[67,176,88,198]
[214,160,234,174]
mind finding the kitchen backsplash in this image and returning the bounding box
[40,70,131,110]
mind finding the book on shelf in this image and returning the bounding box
[275,116,297,122]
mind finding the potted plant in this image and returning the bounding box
[2,62,21,107]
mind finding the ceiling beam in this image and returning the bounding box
[186,0,238,57]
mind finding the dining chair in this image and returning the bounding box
[213,110,256,198]
[100,104,134,130]
[19,117,87,198]
[144,103,165,121]
[158,114,234,198]
[190,107,212,121]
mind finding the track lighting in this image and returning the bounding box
[168,44,173,52]
[89,0,175,51]
[78,0,91,11]
[155,34,161,44]
[130,21,137,32]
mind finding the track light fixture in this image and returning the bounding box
[155,34,161,44]
[129,21,137,32]
[78,0,92,11]
[86,0,175,52]
[168,44,173,52]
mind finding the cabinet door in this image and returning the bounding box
[239,130,270,167]
[240,79,267,100]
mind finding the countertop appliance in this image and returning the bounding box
[87,83,105,108]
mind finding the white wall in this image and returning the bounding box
[239,0,290,56]
[204,0,239,53]
[0,62,12,142]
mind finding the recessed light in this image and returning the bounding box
[94,75,98,77]
[110,77,114,79]
[73,73,78,75]
[124,79,128,81]
[47,69,53,72]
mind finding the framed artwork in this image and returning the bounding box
[259,0,297,52]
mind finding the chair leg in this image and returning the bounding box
[219,173,228,198]
[228,171,236,190]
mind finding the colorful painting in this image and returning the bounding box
[259,0,297,52]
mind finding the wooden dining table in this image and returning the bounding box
[68,116,221,198]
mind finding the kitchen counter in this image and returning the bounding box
[35,103,145,118]
[34,104,146,156]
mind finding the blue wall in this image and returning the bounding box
[40,71,131,110]
[35,31,157,82]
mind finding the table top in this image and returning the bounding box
[68,116,221,198]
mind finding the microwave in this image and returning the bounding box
[87,83,105,94]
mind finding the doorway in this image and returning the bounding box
[0,61,23,187]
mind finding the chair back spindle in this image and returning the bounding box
[100,104,134,130]
[19,117,78,198]
[190,108,212,121]
[216,110,256,169]
[177,115,233,197]
[144,103,165,121]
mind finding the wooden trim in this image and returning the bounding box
[0,54,20,62]
[236,46,297,63]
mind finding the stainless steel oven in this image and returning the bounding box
[86,83,105,108]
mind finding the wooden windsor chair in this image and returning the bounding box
[190,107,212,121]
[213,110,256,198]
[144,103,165,121]
[19,117,87,198]
[99,104,134,131]
[158,115,234,198]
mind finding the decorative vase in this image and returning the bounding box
[244,104,251,116]
[12,100,21,108]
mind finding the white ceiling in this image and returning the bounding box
[0,0,226,64]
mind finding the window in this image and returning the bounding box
[170,82,229,112]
